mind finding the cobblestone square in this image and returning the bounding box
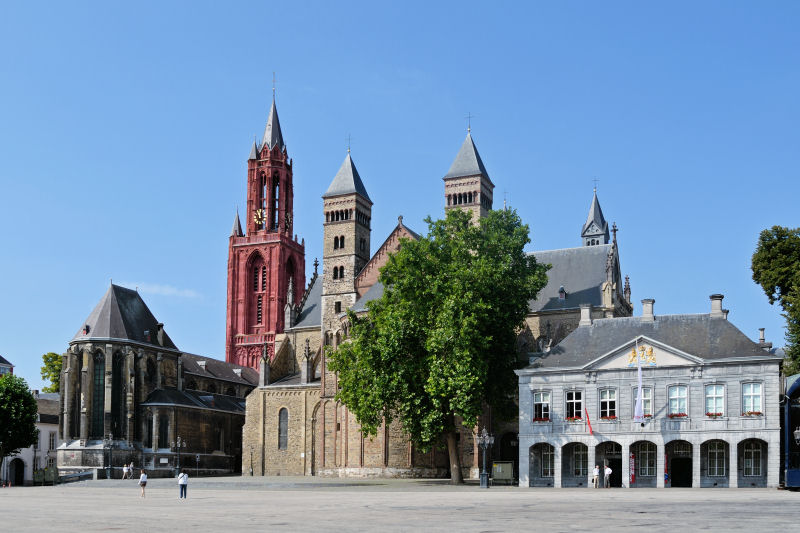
[2,477,798,532]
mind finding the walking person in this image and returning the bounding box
[138,469,148,498]
[178,471,188,499]
[592,465,599,488]
[604,465,612,488]
[122,463,129,480]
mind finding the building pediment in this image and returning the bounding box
[586,336,702,370]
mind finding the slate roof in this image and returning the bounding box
[141,388,246,413]
[581,190,609,238]
[290,278,323,329]
[528,245,611,312]
[444,133,491,182]
[526,314,774,370]
[231,211,243,237]
[0,354,12,366]
[248,140,258,160]
[261,98,285,152]
[352,281,385,312]
[71,284,179,350]
[181,352,258,386]
[322,154,371,201]
[267,372,320,387]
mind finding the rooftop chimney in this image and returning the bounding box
[641,299,655,321]
[759,328,765,343]
[710,294,725,318]
[156,323,165,346]
[579,303,593,327]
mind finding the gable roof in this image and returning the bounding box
[528,245,612,312]
[71,284,178,350]
[581,190,609,238]
[0,354,11,366]
[444,133,491,183]
[322,153,371,201]
[525,314,773,370]
[180,352,258,386]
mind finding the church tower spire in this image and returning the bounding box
[320,152,372,397]
[443,131,494,224]
[581,189,609,246]
[225,96,305,369]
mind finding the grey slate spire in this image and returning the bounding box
[231,210,243,237]
[322,153,371,202]
[248,139,259,160]
[581,190,610,246]
[444,132,490,181]
[261,98,285,152]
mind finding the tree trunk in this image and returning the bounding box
[446,430,463,484]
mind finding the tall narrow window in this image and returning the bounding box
[742,383,762,414]
[158,416,169,450]
[632,387,652,417]
[334,236,339,249]
[668,385,688,415]
[743,441,762,476]
[532,391,550,421]
[708,441,726,476]
[599,389,617,418]
[334,301,342,313]
[272,177,280,230]
[261,266,266,291]
[49,432,56,450]
[541,445,554,477]
[91,352,105,438]
[257,295,263,324]
[333,267,339,280]
[278,408,288,450]
[253,268,259,291]
[339,266,344,279]
[639,442,656,476]
[111,353,124,437]
[566,390,582,419]
[340,235,345,248]
[573,444,588,476]
[705,384,725,416]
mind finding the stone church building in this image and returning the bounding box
[237,98,633,478]
[57,284,258,478]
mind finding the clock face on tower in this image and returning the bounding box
[254,209,265,226]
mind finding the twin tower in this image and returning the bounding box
[225,98,495,369]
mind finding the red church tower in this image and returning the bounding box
[225,97,305,369]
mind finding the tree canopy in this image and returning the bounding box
[751,225,800,374]
[40,352,62,393]
[329,208,548,482]
[0,374,39,466]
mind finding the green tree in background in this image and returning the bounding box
[40,352,62,393]
[329,208,549,483]
[0,374,39,472]
[751,225,800,374]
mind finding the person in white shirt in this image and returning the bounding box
[138,470,148,498]
[122,463,128,480]
[178,471,189,499]
[604,465,612,488]
[592,465,599,488]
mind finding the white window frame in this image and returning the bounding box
[668,385,688,415]
[49,432,56,451]
[631,386,653,417]
[532,391,551,421]
[599,388,617,418]
[707,441,726,477]
[638,442,656,477]
[573,444,588,476]
[565,390,583,419]
[741,382,763,414]
[704,384,725,416]
[541,446,554,478]
[743,442,762,477]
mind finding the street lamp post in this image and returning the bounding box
[476,427,495,489]
[103,433,113,479]
[249,445,254,476]
[172,436,187,476]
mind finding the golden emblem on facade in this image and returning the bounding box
[627,344,656,366]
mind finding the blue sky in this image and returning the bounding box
[1,1,798,390]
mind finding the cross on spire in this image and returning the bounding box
[346,134,352,154]
[465,112,473,133]
[592,177,599,193]
[272,72,276,98]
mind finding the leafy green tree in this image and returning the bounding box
[0,374,39,470]
[40,352,62,393]
[329,208,548,483]
[751,225,800,374]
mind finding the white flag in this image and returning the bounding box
[633,340,644,422]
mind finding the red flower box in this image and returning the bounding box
[600,415,617,420]
[705,412,723,418]
[668,413,688,419]
[565,416,582,422]
[532,417,550,422]
[742,411,763,416]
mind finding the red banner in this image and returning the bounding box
[629,453,636,485]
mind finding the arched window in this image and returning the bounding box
[340,235,345,248]
[272,176,280,230]
[333,236,339,249]
[333,267,339,280]
[158,415,169,450]
[111,353,124,437]
[91,352,105,438]
[278,408,288,449]
[468,192,473,203]
[338,266,344,279]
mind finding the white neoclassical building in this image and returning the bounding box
[516,295,782,488]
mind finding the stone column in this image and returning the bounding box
[553,443,562,488]
[518,440,530,488]
[692,441,701,487]
[622,442,630,488]
[656,444,665,488]
[125,349,134,444]
[62,352,72,442]
[728,441,738,488]
[79,349,91,444]
[152,408,160,450]
[587,442,596,488]
[767,437,780,488]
